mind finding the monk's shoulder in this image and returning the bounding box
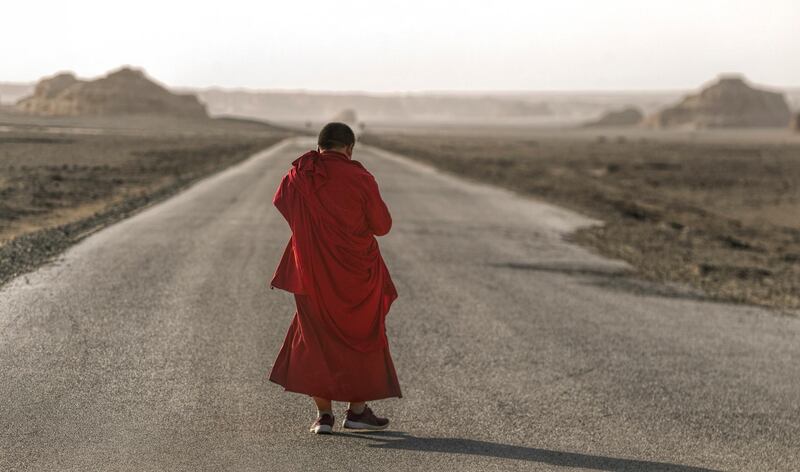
[350,162,379,190]
[329,158,372,179]
[347,158,368,170]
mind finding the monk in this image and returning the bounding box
[268,122,401,435]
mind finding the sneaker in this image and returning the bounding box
[310,413,335,434]
[342,405,389,430]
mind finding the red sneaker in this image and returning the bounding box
[310,413,335,434]
[343,405,389,430]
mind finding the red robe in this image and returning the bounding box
[268,149,401,402]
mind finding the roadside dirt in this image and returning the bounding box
[362,131,800,311]
[0,117,292,286]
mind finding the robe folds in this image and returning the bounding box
[268,149,401,402]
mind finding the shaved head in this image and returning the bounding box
[318,122,356,151]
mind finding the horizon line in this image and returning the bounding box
[2,79,799,97]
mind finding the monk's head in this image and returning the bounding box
[317,122,356,157]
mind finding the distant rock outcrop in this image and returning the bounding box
[792,112,800,132]
[583,107,643,127]
[332,108,358,124]
[645,75,791,129]
[17,67,207,118]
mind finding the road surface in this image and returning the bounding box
[1,137,798,471]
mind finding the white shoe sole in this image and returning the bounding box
[311,424,333,434]
[342,419,389,431]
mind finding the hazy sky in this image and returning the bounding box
[2,0,798,92]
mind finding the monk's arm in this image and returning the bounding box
[273,172,293,225]
[364,174,392,236]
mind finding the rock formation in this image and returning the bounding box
[17,67,207,118]
[792,112,800,132]
[331,108,358,124]
[583,107,643,127]
[645,75,791,129]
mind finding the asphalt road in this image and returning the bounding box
[1,137,798,471]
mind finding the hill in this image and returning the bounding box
[646,75,791,129]
[16,67,207,118]
[583,107,643,127]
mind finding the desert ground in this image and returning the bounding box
[2,137,798,471]
[0,108,293,285]
[3,109,798,311]
[1,73,798,469]
[362,126,800,311]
